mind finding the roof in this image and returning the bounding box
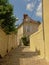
[17,14,41,29]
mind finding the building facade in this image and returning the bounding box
[17,14,41,46]
[30,0,49,61]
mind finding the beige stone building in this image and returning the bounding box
[30,0,49,61]
[17,14,41,46]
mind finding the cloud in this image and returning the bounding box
[26,3,34,12]
[24,0,30,2]
[36,2,42,17]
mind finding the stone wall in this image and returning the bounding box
[0,29,17,57]
[43,0,49,61]
[30,24,44,58]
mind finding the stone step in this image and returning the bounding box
[15,47,32,53]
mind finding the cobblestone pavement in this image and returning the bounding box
[0,46,49,65]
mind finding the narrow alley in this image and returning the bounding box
[0,46,49,65]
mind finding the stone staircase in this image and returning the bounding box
[15,46,40,56]
[0,46,41,65]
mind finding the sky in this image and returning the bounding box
[9,0,42,25]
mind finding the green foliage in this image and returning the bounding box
[21,36,29,46]
[0,0,18,34]
[0,0,8,5]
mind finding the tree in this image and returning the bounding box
[0,0,18,34]
[0,0,18,52]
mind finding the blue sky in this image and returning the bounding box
[9,0,42,25]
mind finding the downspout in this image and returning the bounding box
[42,0,46,59]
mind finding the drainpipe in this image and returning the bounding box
[42,0,46,59]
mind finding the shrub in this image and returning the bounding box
[21,36,29,46]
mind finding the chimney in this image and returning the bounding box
[23,14,28,19]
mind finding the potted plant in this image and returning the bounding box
[21,36,29,46]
